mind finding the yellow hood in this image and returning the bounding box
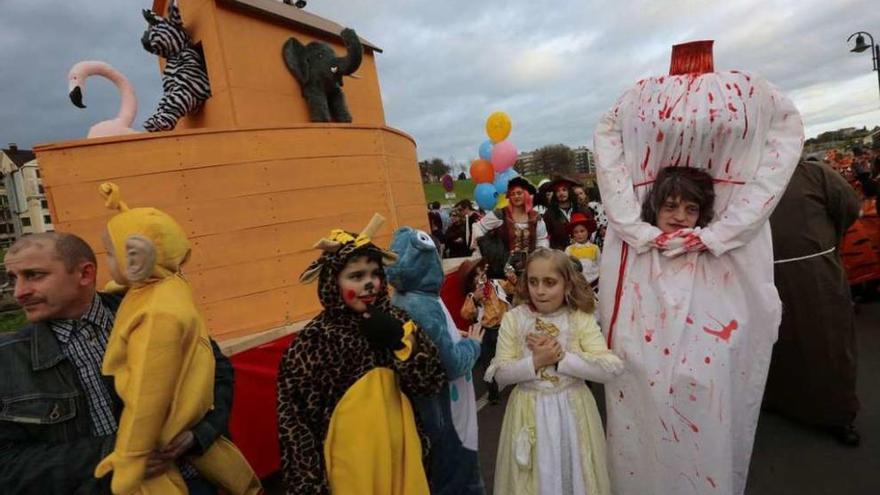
[100,183,190,281]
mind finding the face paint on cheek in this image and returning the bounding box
[344,290,357,302]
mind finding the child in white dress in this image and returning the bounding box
[486,248,624,495]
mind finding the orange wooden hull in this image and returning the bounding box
[34,124,427,341]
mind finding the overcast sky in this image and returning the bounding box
[2,0,880,168]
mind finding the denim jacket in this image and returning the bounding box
[0,293,235,494]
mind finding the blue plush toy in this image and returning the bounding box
[387,227,485,495]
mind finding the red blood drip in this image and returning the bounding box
[708,92,714,103]
[686,315,694,324]
[641,146,652,170]
[707,476,717,488]
[733,83,743,97]
[749,86,755,97]
[727,102,738,112]
[724,157,733,173]
[702,318,738,341]
[669,386,674,395]
[673,406,700,433]
[656,130,665,142]
[663,348,671,356]
[645,333,653,343]
[619,390,625,400]
[705,356,712,364]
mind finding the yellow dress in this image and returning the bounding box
[94,183,260,495]
[486,306,619,495]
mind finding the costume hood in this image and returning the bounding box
[386,227,444,294]
[299,214,398,316]
[99,183,190,283]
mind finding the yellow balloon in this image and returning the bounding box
[486,111,512,143]
[495,193,509,209]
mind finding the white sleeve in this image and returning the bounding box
[535,219,549,248]
[594,89,664,254]
[470,211,503,251]
[698,83,804,256]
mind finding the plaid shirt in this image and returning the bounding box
[50,294,198,479]
[50,295,117,437]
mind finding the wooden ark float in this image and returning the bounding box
[34,0,428,350]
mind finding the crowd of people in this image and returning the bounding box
[2,40,878,495]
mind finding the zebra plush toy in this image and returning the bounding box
[141,0,211,132]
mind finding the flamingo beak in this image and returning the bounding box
[69,85,86,109]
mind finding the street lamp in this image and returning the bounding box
[847,31,880,99]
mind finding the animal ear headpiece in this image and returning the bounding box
[299,213,397,284]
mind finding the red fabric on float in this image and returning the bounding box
[228,333,295,479]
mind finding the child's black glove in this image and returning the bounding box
[359,306,407,351]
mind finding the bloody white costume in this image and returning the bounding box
[593,41,804,495]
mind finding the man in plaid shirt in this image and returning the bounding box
[0,233,234,494]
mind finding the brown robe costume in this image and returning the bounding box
[765,159,862,426]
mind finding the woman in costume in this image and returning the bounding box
[593,40,804,495]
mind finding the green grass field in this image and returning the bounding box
[423,175,547,206]
[0,310,26,332]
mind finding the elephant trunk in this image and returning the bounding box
[335,28,363,77]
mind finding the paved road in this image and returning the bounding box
[265,301,879,494]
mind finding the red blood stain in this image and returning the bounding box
[673,406,700,433]
[727,102,738,113]
[705,356,712,364]
[663,348,671,356]
[672,425,680,442]
[642,146,652,170]
[619,390,625,400]
[725,83,732,90]
[763,195,776,209]
[669,386,674,395]
[660,417,669,432]
[749,86,755,97]
[707,476,717,488]
[650,381,656,387]
[689,394,697,401]
[724,157,733,174]
[657,130,665,142]
[681,356,687,364]
[645,333,653,343]
[702,318,739,341]
[742,104,749,139]
[733,83,743,97]
[686,315,694,324]
[707,158,713,169]
[344,290,357,301]
[708,92,714,103]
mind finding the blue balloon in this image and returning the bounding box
[493,168,519,194]
[478,140,493,160]
[474,183,498,210]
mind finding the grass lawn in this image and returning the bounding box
[0,310,26,332]
[423,175,547,206]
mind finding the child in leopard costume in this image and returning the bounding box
[276,214,446,495]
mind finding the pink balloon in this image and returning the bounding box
[491,140,518,172]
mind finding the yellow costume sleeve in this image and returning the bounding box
[95,312,185,495]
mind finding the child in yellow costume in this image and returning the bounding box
[93,183,262,495]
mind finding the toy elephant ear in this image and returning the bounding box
[282,37,309,86]
[168,0,183,27]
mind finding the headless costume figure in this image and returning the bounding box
[93,183,261,495]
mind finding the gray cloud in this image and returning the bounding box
[2,0,879,164]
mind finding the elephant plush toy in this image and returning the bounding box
[282,28,363,123]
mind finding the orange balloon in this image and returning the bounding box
[470,159,495,184]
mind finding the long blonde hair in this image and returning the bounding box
[515,247,596,314]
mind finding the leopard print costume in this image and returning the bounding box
[276,232,446,494]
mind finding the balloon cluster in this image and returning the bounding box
[470,112,519,210]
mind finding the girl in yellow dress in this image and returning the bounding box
[487,248,623,495]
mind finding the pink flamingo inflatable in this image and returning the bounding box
[68,61,139,138]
